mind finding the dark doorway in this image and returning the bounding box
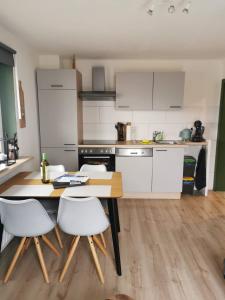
[214,79,225,191]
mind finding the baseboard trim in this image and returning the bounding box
[121,192,181,199]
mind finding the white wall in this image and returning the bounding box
[76,59,223,189]
[0,25,40,168]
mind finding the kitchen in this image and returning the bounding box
[0,1,225,299]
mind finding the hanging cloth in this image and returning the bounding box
[195,148,206,190]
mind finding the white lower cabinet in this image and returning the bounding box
[152,148,184,193]
[116,156,153,193]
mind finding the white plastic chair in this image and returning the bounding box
[57,196,110,283]
[80,164,107,172]
[0,198,61,283]
[40,164,65,249]
[79,163,108,247]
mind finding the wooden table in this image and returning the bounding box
[0,171,123,276]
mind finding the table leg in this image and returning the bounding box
[114,198,120,232]
[107,199,122,276]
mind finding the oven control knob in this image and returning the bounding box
[90,149,93,153]
[105,149,108,153]
[80,150,83,153]
[85,149,88,153]
[100,149,103,153]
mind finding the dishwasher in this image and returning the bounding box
[116,148,153,193]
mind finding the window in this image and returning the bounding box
[0,43,17,153]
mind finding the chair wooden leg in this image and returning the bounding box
[59,236,80,282]
[87,236,104,284]
[100,233,106,248]
[42,235,60,256]
[93,236,108,257]
[4,237,27,283]
[33,237,49,283]
[20,237,31,258]
[54,225,63,249]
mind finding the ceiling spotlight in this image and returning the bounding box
[168,1,175,14]
[147,2,155,16]
[182,1,191,14]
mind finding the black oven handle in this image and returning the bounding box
[83,156,111,159]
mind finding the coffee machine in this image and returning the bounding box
[191,120,205,142]
[115,122,126,141]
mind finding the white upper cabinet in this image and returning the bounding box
[116,72,153,110]
[37,69,77,90]
[115,71,185,111]
[153,72,185,110]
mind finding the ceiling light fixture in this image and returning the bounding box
[147,1,155,16]
[168,1,176,14]
[182,0,191,14]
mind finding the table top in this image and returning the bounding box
[0,171,123,199]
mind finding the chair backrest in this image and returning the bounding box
[47,165,65,172]
[80,164,107,172]
[0,198,55,237]
[57,196,109,236]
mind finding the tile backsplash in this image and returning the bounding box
[82,100,218,141]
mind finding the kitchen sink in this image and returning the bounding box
[155,140,178,145]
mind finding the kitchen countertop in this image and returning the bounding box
[78,140,208,148]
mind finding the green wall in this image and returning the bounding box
[0,63,17,138]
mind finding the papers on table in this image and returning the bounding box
[55,174,89,184]
[25,171,65,180]
[1,185,54,197]
[75,171,113,180]
[62,185,111,197]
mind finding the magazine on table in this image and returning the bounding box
[52,174,89,189]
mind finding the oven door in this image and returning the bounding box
[79,154,115,171]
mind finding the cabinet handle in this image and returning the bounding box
[156,149,168,152]
[169,105,181,109]
[64,150,76,152]
[118,105,130,108]
[64,143,76,146]
[130,152,138,155]
[51,84,63,88]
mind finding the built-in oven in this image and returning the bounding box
[78,147,115,171]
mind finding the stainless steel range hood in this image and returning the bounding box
[79,67,116,100]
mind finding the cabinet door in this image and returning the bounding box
[116,72,153,110]
[116,156,153,193]
[41,147,78,171]
[153,72,185,110]
[152,148,184,193]
[38,90,77,147]
[37,69,77,90]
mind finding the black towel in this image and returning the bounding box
[195,148,206,190]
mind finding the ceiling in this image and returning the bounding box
[0,0,225,59]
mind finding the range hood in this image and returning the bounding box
[79,67,116,100]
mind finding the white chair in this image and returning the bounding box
[79,163,107,248]
[0,198,61,283]
[57,196,110,283]
[80,164,107,172]
[40,164,65,249]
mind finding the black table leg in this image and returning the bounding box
[114,198,120,233]
[107,199,122,276]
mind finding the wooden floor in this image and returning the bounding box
[1,192,225,300]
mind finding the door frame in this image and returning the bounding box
[214,79,225,190]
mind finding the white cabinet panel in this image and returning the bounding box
[153,72,185,110]
[116,72,153,110]
[116,156,153,193]
[37,69,77,90]
[41,147,78,171]
[38,90,77,147]
[152,148,184,193]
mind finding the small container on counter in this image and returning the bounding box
[126,122,132,141]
